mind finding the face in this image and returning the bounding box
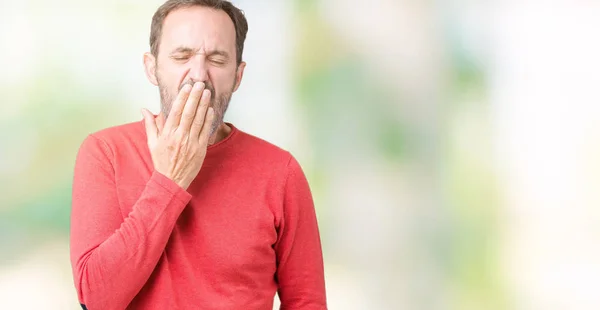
[144,6,246,134]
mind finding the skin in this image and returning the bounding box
[141,6,246,189]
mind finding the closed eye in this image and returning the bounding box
[171,54,191,62]
[209,57,227,66]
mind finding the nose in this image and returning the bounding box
[187,55,209,83]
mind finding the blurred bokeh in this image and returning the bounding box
[2,0,600,309]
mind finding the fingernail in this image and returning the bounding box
[193,82,204,91]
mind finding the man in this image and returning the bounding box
[69,1,327,309]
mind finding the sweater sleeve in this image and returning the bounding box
[69,134,192,310]
[275,155,327,310]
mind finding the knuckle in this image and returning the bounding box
[173,132,186,144]
[193,119,203,127]
[178,134,188,145]
[182,111,194,120]
[173,109,183,118]
[173,130,182,139]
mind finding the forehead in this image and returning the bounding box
[160,6,236,53]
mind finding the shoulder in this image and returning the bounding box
[233,125,294,163]
[88,120,145,146]
[76,120,146,161]
[230,124,307,180]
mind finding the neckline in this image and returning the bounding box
[207,122,238,151]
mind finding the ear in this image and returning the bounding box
[143,52,159,86]
[232,61,246,92]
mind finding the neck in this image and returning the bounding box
[208,122,231,145]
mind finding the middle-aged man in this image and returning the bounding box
[69,0,327,309]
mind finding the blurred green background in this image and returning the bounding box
[2,1,600,309]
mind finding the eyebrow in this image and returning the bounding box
[170,46,230,58]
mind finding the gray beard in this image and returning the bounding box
[158,79,233,136]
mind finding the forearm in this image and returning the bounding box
[277,237,327,310]
[276,156,327,309]
[71,171,191,309]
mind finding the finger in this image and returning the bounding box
[190,88,211,138]
[141,109,158,145]
[179,82,205,132]
[199,107,215,146]
[163,83,193,131]
[156,113,165,134]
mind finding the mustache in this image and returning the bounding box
[179,80,215,95]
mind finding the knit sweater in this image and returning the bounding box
[69,120,326,310]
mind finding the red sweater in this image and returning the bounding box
[69,120,326,310]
